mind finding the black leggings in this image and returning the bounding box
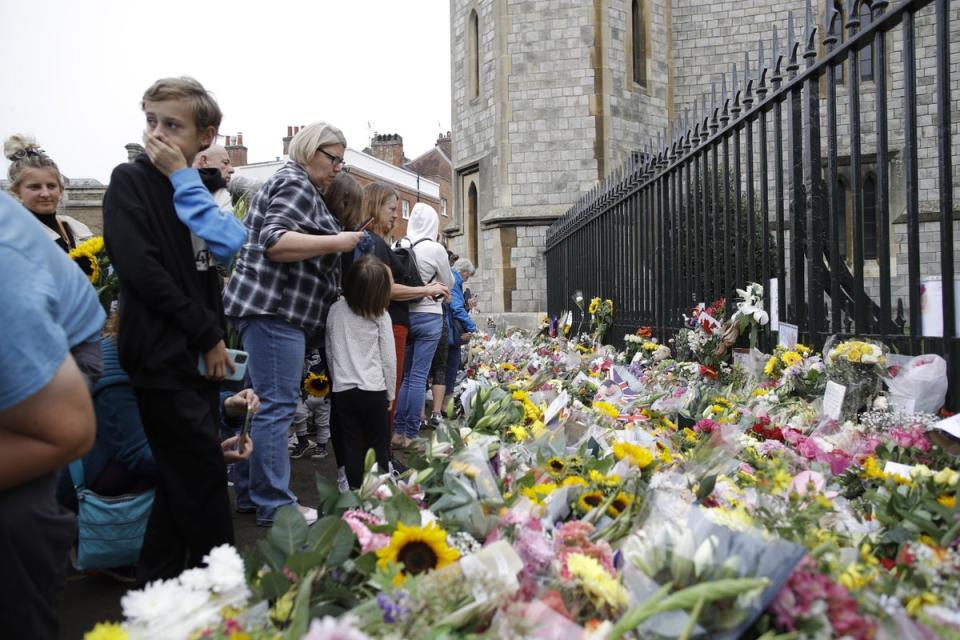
[330,388,390,488]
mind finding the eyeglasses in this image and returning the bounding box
[317,148,345,167]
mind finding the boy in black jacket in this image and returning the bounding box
[103,77,241,584]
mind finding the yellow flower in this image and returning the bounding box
[642,341,659,351]
[682,427,699,443]
[937,494,957,508]
[76,235,105,255]
[795,343,812,355]
[780,351,802,366]
[588,469,621,487]
[763,356,778,377]
[303,372,330,397]
[84,622,128,640]
[229,633,251,640]
[604,299,614,311]
[838,564,871,591]
[588,298,600,314]
[657,446,673,465]
[508,424,529,442]
[499,363,517,371]
[562,475,588,487]
[934,468,960,486]
[566,553,627,608]
[376,522,460,585]
[906,592,939,616]
[606,492,633,517]
[522,482,558,505]
[860,456,887,481]
[68,247,100,284]
[815,495,835,509]
[511,390,529,402]
[577,490,605,513]
[545,457,567,478]
[612,441,654,469]
[771,467,792,493]
[593,401,619,419]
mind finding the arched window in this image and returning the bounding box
[859,4,874,81]
[632,0,647,87]
[836,176,849,260]
[468,182,479,266]
[833,1,845,84]
[468,10,480,100]
[862,174,877,260]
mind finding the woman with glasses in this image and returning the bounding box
[223,122,362,527]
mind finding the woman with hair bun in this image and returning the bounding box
[4,134,92,251]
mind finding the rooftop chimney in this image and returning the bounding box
[283,125,294,156]
[225,131,248,167]
[436,131,452,159]
[369,133,405,167]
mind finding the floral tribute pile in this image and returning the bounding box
[87,285,960,640]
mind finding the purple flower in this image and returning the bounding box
[376,591,410,624]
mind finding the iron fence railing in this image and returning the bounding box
[545,0,959,409]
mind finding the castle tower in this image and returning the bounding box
[448,0,671,315]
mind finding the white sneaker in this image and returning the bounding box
[297,504,318,526]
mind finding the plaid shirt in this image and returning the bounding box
[223,161,341,336]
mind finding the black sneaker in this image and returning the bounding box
[290,438,317,459]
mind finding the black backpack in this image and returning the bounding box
[391,237,433,301]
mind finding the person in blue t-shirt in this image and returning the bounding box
[0,192,103,639]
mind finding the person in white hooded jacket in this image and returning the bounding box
[392,203,454,445]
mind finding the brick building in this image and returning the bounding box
[232,126,446,242]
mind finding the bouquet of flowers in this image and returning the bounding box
[588,297,615,344]
[824,338,888,421]
[761,343,826,399]
[68,235,118,312]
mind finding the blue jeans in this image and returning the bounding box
[231,316,305,525]
[394,312,443,438]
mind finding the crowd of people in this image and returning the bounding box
[0,76,478,638]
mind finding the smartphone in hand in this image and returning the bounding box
[197,349,249,382]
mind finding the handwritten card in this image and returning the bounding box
[778,322,798,349]
[822,381,846,420]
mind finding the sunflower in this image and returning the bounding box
[576,490,605,513]
[303,372,330,397]
[376,522,460,584]
[75,235,105,256]
[68,248,100,284]
[612,441,654,469]
[588,297,600,314]
[545,457,567,478]
[562,475,588,487]
[606,492,634,518]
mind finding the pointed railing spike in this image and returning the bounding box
[772,24,782,77]
[804,0,814,47]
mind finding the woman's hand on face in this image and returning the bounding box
[337,232,363,252]
[143,132,188,176]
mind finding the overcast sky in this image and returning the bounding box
[0,0,451,184]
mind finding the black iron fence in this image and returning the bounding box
[545,0,959,409]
